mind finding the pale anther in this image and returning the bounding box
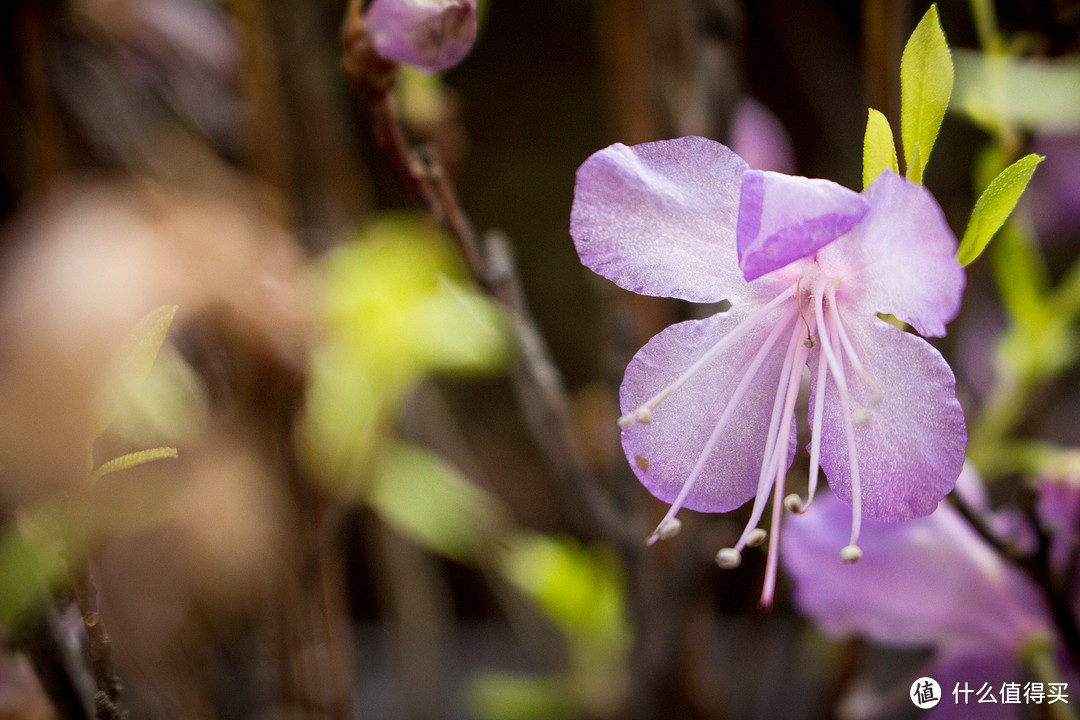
[618,406,653,429]
[853,409,870,427]
[746,528,767,547]
[716,548,742,569]
[840,544,863,563]
[647,517,682,544]
[783,493,803,513]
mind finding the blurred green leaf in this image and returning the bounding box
[862,108,900,189]
[991,223,1049,326]
[299,341,387,489]
[499,534,628,649]
[466,672,576,720]
[0,509,73,628]
[367,442,509,563]
[96,304,179,437]
[499,534,630,715]
[957,154,1043,266]
[300,215,513,489]
[953,50,1080,132]
[900,4,953,183]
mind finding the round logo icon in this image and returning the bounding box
[911,677,942,709]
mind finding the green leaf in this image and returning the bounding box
[0,509,73,628]
[466,672,576,720]
[95,305,179,437]
[991,223,1049,326]
[366,442,510,563]
[862,108,900,188]
[498,534,628,647]
[952,50,1080,132]
[90,446,178,485]
[957,153,1043,266]
[900,4,953,183]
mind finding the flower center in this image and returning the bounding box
[628,270,884,604]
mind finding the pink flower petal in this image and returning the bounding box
[809,316,966,521]
[570,137,750,304]
[620,302,797,513]
[817,171,965,337]
[782,488,1049,653]
[737,170,869,282]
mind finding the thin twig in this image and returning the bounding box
[72,569,126,719]
[341,17,632,544]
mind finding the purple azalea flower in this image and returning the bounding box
[782,468,1057,720]
[365,0,478,73]
[570,136,966,604]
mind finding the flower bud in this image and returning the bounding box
[365,0,478,73]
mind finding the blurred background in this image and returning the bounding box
[0,0,1079,718]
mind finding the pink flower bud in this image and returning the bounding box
[365,0,477,73]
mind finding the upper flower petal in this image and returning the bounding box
[781,487,1050,655]
[736,170,869,282]
[620,302,797,513]
[570,137,750,304]
[810,315,966,521]
[816,170,965,337]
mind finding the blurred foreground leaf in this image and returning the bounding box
[467,672,577,720]
[0,509,75,628]
[300,215,512,489]
[95,305,179,437]
[367,442,510,563]
[953,50,1080,132]
[498,534,630,715]
[900,4,953,183]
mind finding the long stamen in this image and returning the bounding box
[813,282,869,426]
[619,282,799,428]
[760,326,809,606]
[647,306,798,544]
[830,320,864,561]
[717,314,804,568]
[827,287,882,405]
[785,312,827,516]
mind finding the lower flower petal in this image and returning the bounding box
[809,315,966,521]
[620,303,797,513]
[782,490,1050,653]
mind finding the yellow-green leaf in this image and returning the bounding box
[958,154,1043,266]
[862,108,900,188]
[95,304,179,437]
[90,446,178,485]
[900,4,953,183]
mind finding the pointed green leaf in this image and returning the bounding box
[862,108,900,188]
[900,4,953,183]
[95,305,179,437]
[957,154,1043,266]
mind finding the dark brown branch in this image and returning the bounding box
[72,570,125,720]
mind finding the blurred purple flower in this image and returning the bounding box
[783,468,1058,720]
[365,0,478,73]
[1029,134,1080,245]
[729,97,796,174]
[570,137,966,604]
